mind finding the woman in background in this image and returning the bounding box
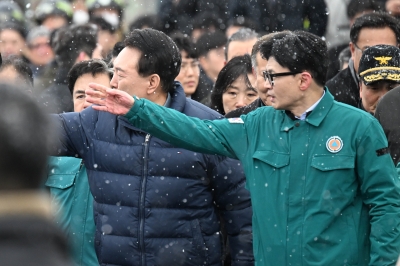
[211,54,257,115]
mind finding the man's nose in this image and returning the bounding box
[83,100,91,109]
[110,74,118,89]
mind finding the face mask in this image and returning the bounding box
[73,10,89,25]
[101,12,119,28]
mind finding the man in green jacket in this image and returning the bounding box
[86,30,400,265]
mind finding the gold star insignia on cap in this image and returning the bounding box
[374,56,392,65]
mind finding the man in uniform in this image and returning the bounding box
[357,44,400,114]
[86,30,400,265]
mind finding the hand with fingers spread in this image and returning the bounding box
[86,83,135,115]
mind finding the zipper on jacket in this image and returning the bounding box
[139,133,151,266]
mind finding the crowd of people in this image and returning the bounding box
[2,0,400,265]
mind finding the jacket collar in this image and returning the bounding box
[280,88,334,131]
[168,81,187,112]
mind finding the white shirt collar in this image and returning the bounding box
[295,90,325,120]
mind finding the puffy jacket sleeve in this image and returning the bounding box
[356,119,400,265]
[50,108,96,158]
[209,156,254,265]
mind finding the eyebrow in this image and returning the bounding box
[114,67,126,73]
[74,89,85,95]
[247,87,257,92]
[227,85,240,90]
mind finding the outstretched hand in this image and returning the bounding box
[86,83,135,115]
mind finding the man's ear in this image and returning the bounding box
[198,55,207,67]
[359,82,363,97]
[349,42,356,62]
[147,74,161,95]
[299,72,313,91]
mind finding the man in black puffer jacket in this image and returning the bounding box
[51,28,254,266]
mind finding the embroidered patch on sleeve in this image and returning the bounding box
[376,147,389,156]
[227,117,244,124]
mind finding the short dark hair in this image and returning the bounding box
[0,83,54,189]
[129,14,162,32]
[124,28,181,94]
[67,59,113,94]
[350,12,400,45]
[253,31,291,70]
[111,41,125,58]
[170,32,198,59]
[346,0,383,19]
[52,24,98,67]
[211,54,253,115]
[225,28,258,60]
[268,31,328,86]
[196,31,227,57]
[0,22,27,40]
[0,55,33,87]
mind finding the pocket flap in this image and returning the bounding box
[45,174,76,189]
[311,155,355,171]
[253,150,289,168]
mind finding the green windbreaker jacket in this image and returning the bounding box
[124,89,400,265]
[45,157,97,266]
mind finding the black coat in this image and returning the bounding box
[325,61,360,107]
[375,86,400,166]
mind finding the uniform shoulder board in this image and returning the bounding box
[227,117,244,124]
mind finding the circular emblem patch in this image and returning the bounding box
[326,136,343,153]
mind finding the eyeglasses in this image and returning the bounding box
[180,60,200,72]
[262,71,301,86]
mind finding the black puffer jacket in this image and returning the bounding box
[53,82,254,266]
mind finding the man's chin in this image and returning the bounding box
[260,96,272,106]
[270,103,280,110]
